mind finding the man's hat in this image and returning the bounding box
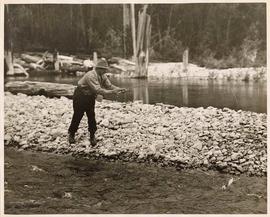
[95,59,109,70]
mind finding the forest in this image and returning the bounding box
[5,3,266,69]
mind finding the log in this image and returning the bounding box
[109,57,135,66]
[58,55,73,61]
[13,63,29,77]
[61,64,89,74]
[110,64,127,72]
[108,57,135,74]
[21,54,42,63]
[60,59,83,65]
[29,62,45,70]
[5,81,75,98]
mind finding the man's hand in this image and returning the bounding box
[117,88,127,93]
[111,88,127,94]
[109,88,127,95]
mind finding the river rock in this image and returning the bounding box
[193,141,203,150]
[231,153,240,161]
[4,92,267,176]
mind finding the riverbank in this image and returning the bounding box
[4,92,267,176]
[5,147,267,214]
[113,62,266,81]
[9,52,267,81]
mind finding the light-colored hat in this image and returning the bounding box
[95,59,109,70]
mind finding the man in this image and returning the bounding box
[68,58,126,146]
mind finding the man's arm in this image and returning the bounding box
[85,73,118,95]
[103,75,126,92]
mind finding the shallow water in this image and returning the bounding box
[5,74,267,113]
[4,148,267,214]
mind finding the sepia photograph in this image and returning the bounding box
[3,1,267,214]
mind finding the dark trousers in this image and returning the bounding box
[68,87,97,136]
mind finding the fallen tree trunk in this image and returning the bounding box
[5,81,75,98]
[61,64,89,74]
[21,54,42,63]
[13,63,29,77]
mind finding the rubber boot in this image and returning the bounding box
[90,133,97,147]
[68,132,75,144]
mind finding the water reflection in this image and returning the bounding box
[111,77,266,113]
[4,75,266,113]
[182,79,189,106]
[132,80,149,103]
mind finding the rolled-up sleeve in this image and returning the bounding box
[103,75,118,90]
[84,74,108,95]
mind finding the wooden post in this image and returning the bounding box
[136,5,148,57]
[183,48,189,73]
[136,11,143,56]
[5,50,14,75]
[130,4,137,62]
[123,4,126,58]
[139,5,148,53]
[93,52,98,66]
[145,22,151,77]
[54,51,60,71]
[123,4,130,58]
[134,4,151,78]
[4,5,14,75]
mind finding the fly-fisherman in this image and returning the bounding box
[68,58,126,146]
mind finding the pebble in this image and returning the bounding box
[4,92,267,176]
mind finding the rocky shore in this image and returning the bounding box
[4,92,267,176]
[115,62,266,81]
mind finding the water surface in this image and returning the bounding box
[5,148,267,214]
[5,75,267,113]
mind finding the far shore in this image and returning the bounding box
[111,62,266,82]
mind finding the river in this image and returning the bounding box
[5,74,267,113]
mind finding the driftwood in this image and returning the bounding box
[21,54,42,63]
[5,81,75,98]
[61,64,89,74]
[58,55,73,61]
[110,64,127,72]
[5,50,30,77]
[13,52,137,75]
[108,57,135,74]
[13,63,29,77]
[17,52,90,74]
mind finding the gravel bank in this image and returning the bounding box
[148,64,266,81]
[4,92,267,176]
[116,62,266,81]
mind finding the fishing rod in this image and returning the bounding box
[120,84,148,92]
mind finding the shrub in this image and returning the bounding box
[151,29,185,62]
